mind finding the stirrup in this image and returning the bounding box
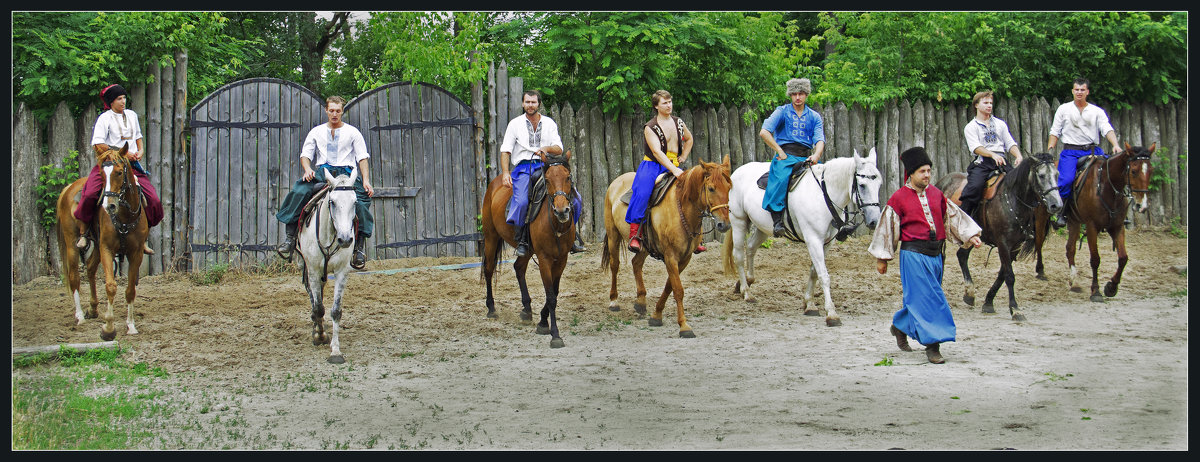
[76,234,89,250]
[627,238,642,254]
[143,243,155,255]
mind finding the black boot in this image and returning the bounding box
[351,233,367,270]
[771,210,786,237]
[515,225,531,257]
[926,343,945,364]
[277,222,299,259]
[571,230,587,253]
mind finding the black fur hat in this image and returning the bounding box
[900,147,932,177]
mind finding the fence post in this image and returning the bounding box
[13,103,47,284]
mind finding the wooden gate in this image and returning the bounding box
[189,78,480,271]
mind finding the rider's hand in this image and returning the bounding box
[969,236,983,248]
[775,151,787,161]
[501,174,513,188]
[992,154,1006,167]
[672,167,684,178]
[363,179,374,197]
[302,167,316,182]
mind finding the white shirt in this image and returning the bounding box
[500,114,562,165]
[964,116,1018,158]
[300,123,369,167]
[1049,102,1115,146]
[91,109,142,154]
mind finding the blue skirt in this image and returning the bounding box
[892,249,956,345]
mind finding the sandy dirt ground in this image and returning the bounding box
[11,228,1188,450]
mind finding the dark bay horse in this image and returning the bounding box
[601,156,732,338]
[936,153,1062,321]
[55,145,149,340]
[481,151,577,348]
[1033,143,1155,302]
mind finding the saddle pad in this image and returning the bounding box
[618,173,677,208]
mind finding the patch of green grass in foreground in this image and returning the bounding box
[12,345,169,449]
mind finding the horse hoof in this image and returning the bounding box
[1011,313,1027,322]
[981,303,995,314]
[745,296,756,304]
[1104,282,1118,297]
[633,302,647,316]
[1090,294,1106,303]
[825,318,842,327]
[608,303,621,312]
[803,309,821,317]
[99,328,116,341]
[486,312,498,319]
[648,318,663,327]
[1035,274,1048,281]
[536,325,551,335]
[327,355,345,364]
[963,295,975,306]
[550,338,565,349]
[519,311,532,321]
[1070,287,1084,293]
[679,330,696,338]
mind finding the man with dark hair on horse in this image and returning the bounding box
[870,147,982,364]
[75,83,164,255]
[626,89,695,253]
[960,90,1024,217]
[1047,77,1124,229]
[275,95,375,270]
[759,78,825,237]
[500,89,585,256]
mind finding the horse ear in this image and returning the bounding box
[564,150,572,163]
[118,144,129,156]
[1147,142,1156,154]
[867,147,877,162]
[722,154,730,169]
[536,150,548,164]
[348,166,358,183]
[323,167,332,180]
[1123,141,1132,152]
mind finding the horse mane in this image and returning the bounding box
[1003,152,1053,198]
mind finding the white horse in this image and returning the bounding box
[722,148,883,326]
[297,168,359,364]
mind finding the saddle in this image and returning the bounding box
[981,170,1005,202]
[524,169,549,225]
[298,182,330,229]
[755,162,811,192]
[617,173,680,261]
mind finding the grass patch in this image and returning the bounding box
[12,345,170,449]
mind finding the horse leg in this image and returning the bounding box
[631,252,649,316]
[536,261,566,348]
[98,248,118,341]
[1066,221,1083,293]
[957,247,976,307]
[64,245,85,325]
[744,228,766,288]
[649,278,671,328]
[1000,251,1025,321]
[123,249,143,335]
[1104,229,1128,298]
[982,245,1010,314]
[664,257,694,338]
[513,256,533,321]
[85,250,101,320]
[307,263,329,345]
[606,231,623,311]
[482,235,500,318]
[1085,226,1105,302]
[811,242,840,327]
[1034,207,1049,280]
[327,272,349,363]
[729,220,751,300]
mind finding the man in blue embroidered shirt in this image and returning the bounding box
[759,78,825,236]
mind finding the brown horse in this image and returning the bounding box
[55,145,149,341]
[1033,142,1155,302]
[480,151,577,348]
[601,156,732,338]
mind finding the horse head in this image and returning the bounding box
[98,144,132,216]
[325,167,359,249]
[853,148,883,230]
[1027,153,1063,215]
[1123,142,1156,213]
[538,150,575,225]
[698,155,733,233]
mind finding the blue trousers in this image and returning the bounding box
[626,159,672,224]
[892,249,956,346]
[1057,147,1105,202]
[506,161,583,227]
[276,164,373,237]
[762,153,809,212]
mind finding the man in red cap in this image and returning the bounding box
[75,84,164,254]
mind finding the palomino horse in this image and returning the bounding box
[722,149,882,327]
[601,156,732,338]
[1033,143,1154,302]
[297,168,360,363]
[936,153,1062,321]
[55,145,149,341]
[481,151,577,348]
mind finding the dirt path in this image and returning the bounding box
[11,229,1188,450]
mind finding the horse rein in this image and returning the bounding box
[818,166,878,231]
[313,185,359,259]
[537,157,576,250]
[677,167,730,238]
[99,156,144,243]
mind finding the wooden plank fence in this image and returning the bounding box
[11,55,1189,283]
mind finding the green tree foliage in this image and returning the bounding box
[13,12,259,120]
[352,12,495,99]
[223,12,351,96]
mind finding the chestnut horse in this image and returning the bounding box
[55,145,149,341]
[936,153,1062,321]
[601,156,732,338]
[1033,142,1155,302]
[481,151,577,348]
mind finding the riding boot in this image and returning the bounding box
[925,343,945,364]
[76,221,89,250]
[771,210,786,237]
[627,223,643,253]
[570,223,587,253]
[890,325,913,352]
[515,225,531,257]
[143,242,155,255]
[277,222,299,259]
[351,233,367,270]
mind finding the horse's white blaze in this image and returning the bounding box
[73,289,84,324]
[101,164,115,210]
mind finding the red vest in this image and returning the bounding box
[887,185,948,242]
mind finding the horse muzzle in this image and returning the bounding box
[336,236,354,249]
[1044,193,1064,215]
[715,220,731,234]
[553,206,572,224]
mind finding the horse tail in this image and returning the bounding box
[721,229,736,276]
[599,231,611,271]
[1013,236,1039,262]
[479,236,504,284]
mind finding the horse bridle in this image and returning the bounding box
[1013,156,1060,211]
[678,167,730,238]
[99,156,144,240]
[314,184,359,258]
[819,164,879,231]
[1092,150,1152,219]
[538,156,576,248]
